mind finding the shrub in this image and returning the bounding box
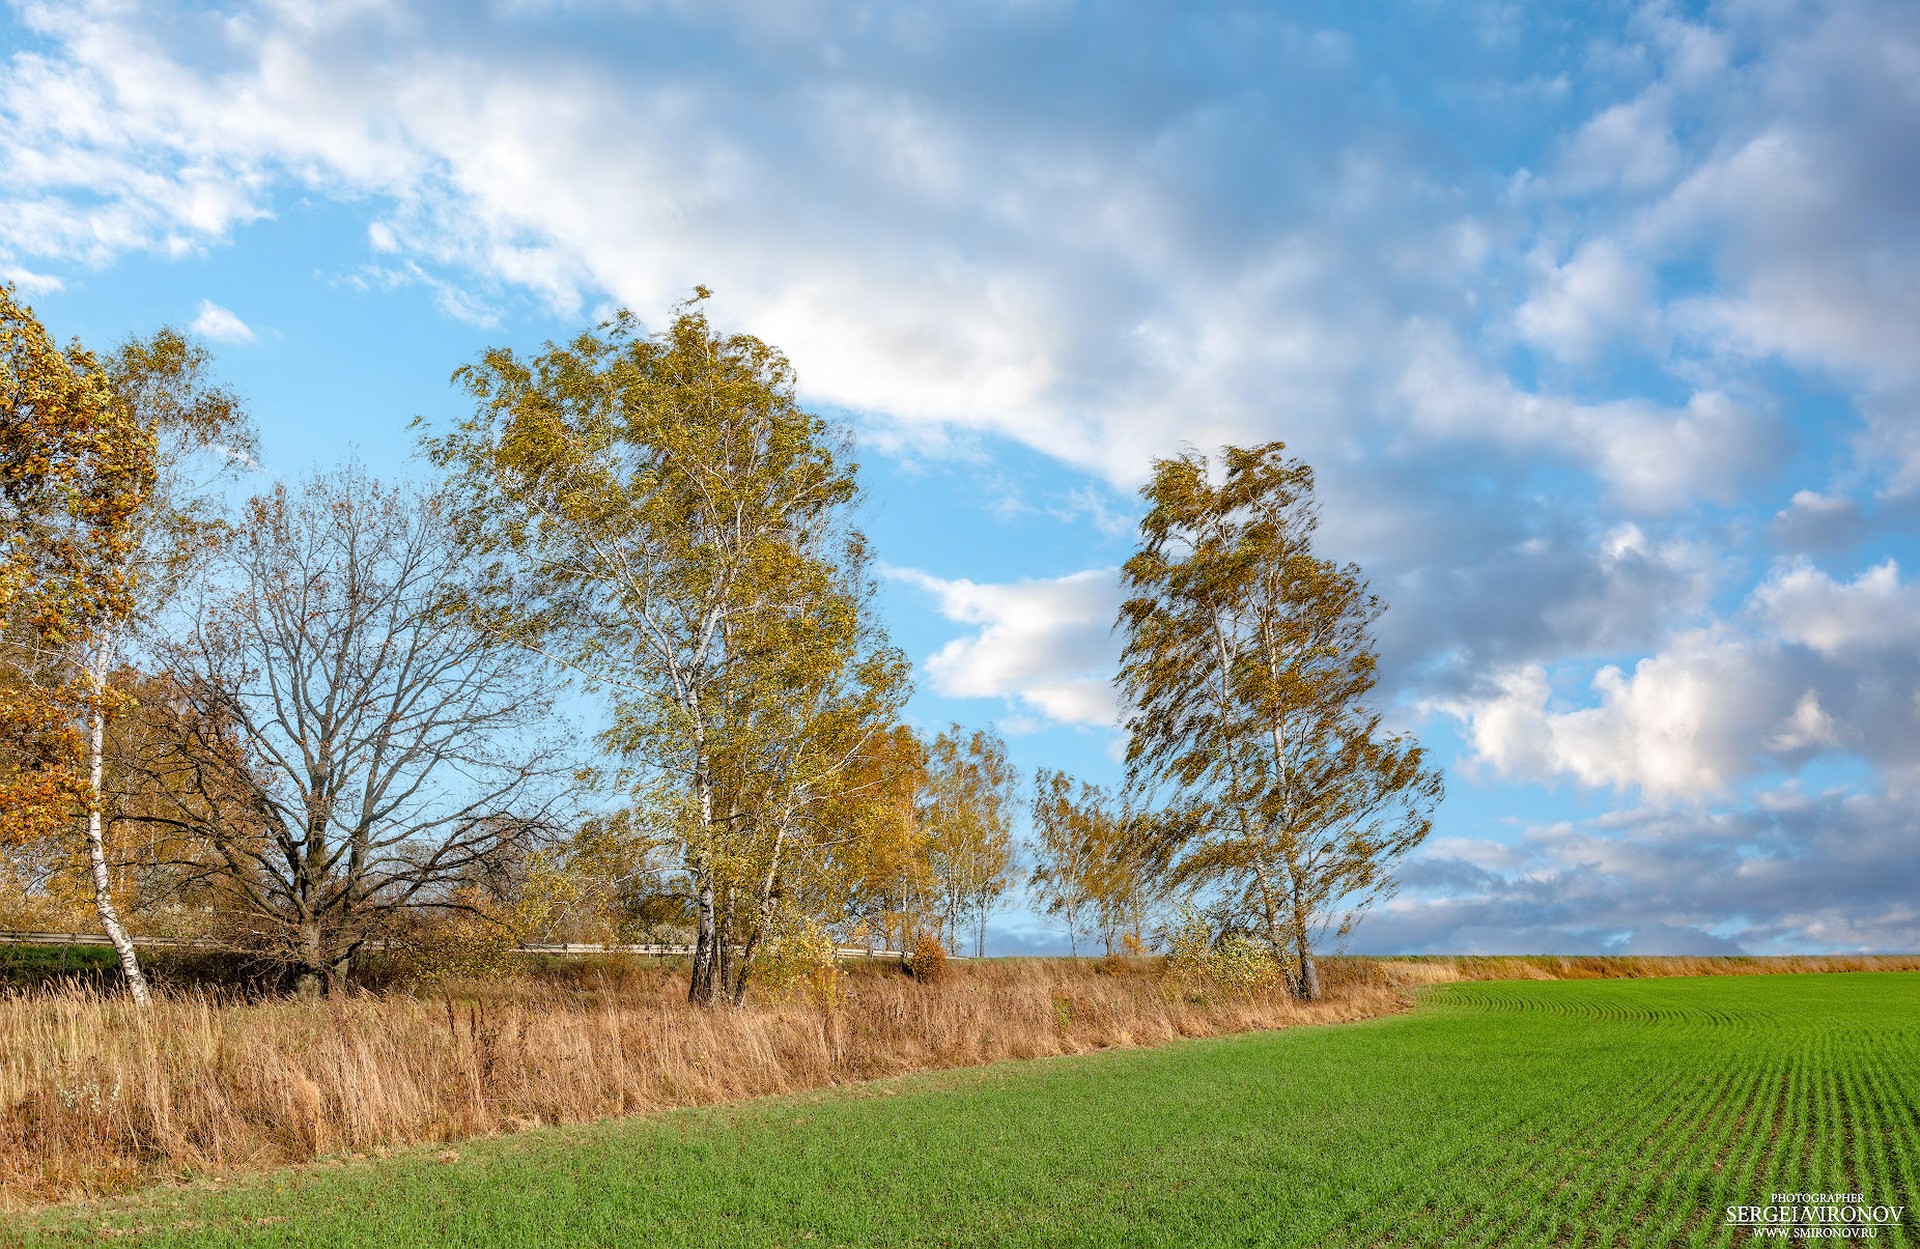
[908,932,949,985]
[754,912,841,1007]
[1165,910,1286,993]
[1165,911,1213,981]
[1208,934,1284,990]
[391,894,518,985]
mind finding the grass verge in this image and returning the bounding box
[9,971,1917,1247]
[0,957,1395,1207]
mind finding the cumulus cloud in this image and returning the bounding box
[888,566,1123,729]
[1514,239,1652,362]
[1771,490,1866,554]
[1447,559,1920,799]
[188,299,255,343]
[1395,325,1786,512]
[1,265,63,295]
[1359,788,1920,954]
[1753,559,1920,656]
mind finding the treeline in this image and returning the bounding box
[1,283,1440,1006]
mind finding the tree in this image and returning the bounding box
[922,726,1014,958]
[1029,769,1154,958]
[1028,768,1096,957]
[148,466,570,994]
[1,283,157,999]
[1,293,253,1002]
[1115,443,1442,999]
[828,724,932,954]
[426,291,908,1005]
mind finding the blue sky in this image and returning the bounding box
[4,0,1917,955]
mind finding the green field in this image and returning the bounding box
[16,973,1918,1247]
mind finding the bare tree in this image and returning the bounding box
[145,466,570,993]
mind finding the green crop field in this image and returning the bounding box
[16,972,1918,1247]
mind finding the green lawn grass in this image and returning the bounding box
[14,973,1918,1247]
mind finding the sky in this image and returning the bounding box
[3,0,1917,956]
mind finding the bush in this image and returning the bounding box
[754,912,840,1007]
[390,897,518,985]
[907,932,949,985]
[1208,933,1284,990]
[1165,911,1286,993]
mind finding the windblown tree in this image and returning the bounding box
[922,725,1015,958]
[149,467,569,994]
[1,284,157,999]
[1,290,253,1002]
[426,291,908,1006]
[1115,443,1442,999]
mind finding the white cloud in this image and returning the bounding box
[1447,557,1920,799]
[1772,490,1865,553]
[1514,238,1652,362]
[1754,559,1920,656]
[1552,92,1680,195]
[188,299,256,343]
[888,565,1123,728]
[1450,636,1788,801]
[0,265,63,295]
[1395,325,1783,512]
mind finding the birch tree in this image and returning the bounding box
[1029,769,1154,958]
[1,289,253,1002]
[1028,768,1097,957]
[426,291,906,1005]
[923,726,1014,958]
[1115,443,1442,999]
[1,285,157,999]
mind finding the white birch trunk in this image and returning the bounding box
[84,655,150,1004]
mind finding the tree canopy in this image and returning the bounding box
[1116,442,1442,999]
[426,291,909,1004]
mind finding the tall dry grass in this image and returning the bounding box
[9,952,1914,1209]
[0,959,1395,1208]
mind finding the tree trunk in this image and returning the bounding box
[1290,877,1321,1001]
[712,897,728,992]
[688,873,718,1006]
[85,696,150,1005]
[295,918,325,999]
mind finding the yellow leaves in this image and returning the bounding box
[0,284,164,843]
[1116,441,1444,978]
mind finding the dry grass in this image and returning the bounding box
[0,958,1395,1209]
[9,952,1915,1211]
[1371,952,1920,986]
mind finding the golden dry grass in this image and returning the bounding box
[8,952,1916,1211]
[1372,952,1920,986]
[0,958,1395,1209]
